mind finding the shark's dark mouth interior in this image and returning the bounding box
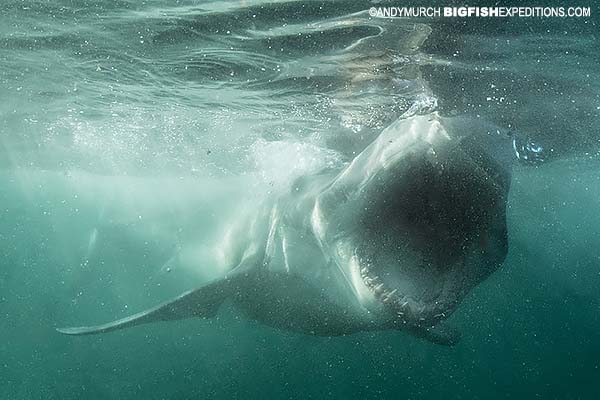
[355,147,509,327]
[356,235,457,327]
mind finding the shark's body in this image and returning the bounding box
[58,113,531,345]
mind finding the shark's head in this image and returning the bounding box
[313,114,513,330]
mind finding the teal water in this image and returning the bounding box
[1,1,600,399]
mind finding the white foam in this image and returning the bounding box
[250,139,343,189]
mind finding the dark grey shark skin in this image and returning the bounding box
[57,113,521,346]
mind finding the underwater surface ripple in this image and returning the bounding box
[1,0,600,399]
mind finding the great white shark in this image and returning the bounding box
[57,113,543,345]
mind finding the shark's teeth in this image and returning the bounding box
[359,261,442,326]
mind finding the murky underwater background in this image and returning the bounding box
[1,0,600,398]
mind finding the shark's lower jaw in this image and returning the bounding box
[358,261,456,328]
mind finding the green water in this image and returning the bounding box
[1,1,600,399]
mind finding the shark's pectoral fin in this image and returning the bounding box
[57,276,237,336]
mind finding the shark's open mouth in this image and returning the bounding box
[349,142,509,328]
[313,115,513,335]
[357,253,458,328]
